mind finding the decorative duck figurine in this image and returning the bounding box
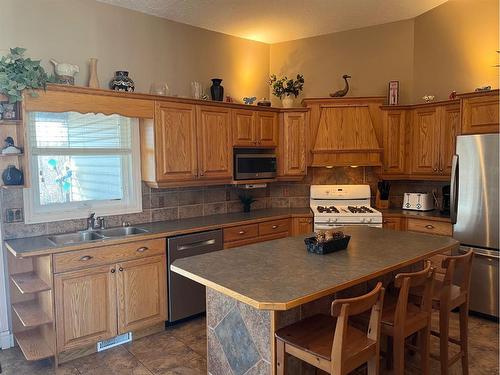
[330,74,351,97]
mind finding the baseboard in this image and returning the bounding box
[0,330,13,349]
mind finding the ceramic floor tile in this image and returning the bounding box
[0,347,79,375]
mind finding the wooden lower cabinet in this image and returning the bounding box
[116,256,167,334]
[291,217,313,235]
[54,264,117,352]
[382,217,405,231]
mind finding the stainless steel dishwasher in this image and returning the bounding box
[167,229,223,322]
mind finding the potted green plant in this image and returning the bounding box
[0,47,49,103]
[239,192,257,213]
[268,74,304,108]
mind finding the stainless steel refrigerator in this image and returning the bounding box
[451,133,499,318]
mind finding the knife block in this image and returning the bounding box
[375,191,389,209]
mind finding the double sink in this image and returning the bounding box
[47,226,149,246]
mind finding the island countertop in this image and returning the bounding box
[171,226,459,310]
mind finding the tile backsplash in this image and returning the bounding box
[0,166,449,240]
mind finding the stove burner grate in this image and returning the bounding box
[347,206,374,213]
[317,205,339,214]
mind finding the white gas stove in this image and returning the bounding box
[310,185,382,231]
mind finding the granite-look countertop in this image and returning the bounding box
[379,208,451,222]
[5,208,312,258]
[171,226,458,310]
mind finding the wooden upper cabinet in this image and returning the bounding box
[232,110,256,146]
[116,255,167,334]
[196,106,233,180]
[440,104,460,174]
[255,112,279,147]
[279,112,307,178]
[461,92,499,134]
[54,264,117,352]
[410,108,440,175]
[154,102,198,182]
[382,110,406,174]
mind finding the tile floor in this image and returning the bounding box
[0,313,497,374]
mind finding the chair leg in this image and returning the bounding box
[439,307,450,375]
[459,304,469,375]
[393,334,405,375]
[276,339,286,375]
[386,336,393,370]
[419,326,430,375]
[367,349,380,375]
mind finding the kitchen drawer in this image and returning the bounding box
[53,238,166,273]
[407,218,452,236]
[223,224,258,243]
[258,219,289,236]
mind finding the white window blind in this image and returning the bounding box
[24,111,142,223]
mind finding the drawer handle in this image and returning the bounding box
[111,268,116,273]
[383,220,388,224]
[238,231,246,235]
[272,225,278,229]
[136,246,148,253]
[79,255,93,261]
[119,267,124,272]
[425,224,435,229]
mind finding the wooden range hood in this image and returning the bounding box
[303,97,385,167]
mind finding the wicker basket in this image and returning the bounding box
[304,235,351,255]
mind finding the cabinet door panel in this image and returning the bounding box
[116,255,167,333]
[410,108,440,175]
[280,112,307,177]
[382,217,404,231]
[291,217,313,236]
[54,265,117,351]
[440,105,460,175]
[256,112,278,147]
[155,102,198,182]
[382,110,406,174]
[232,110,256,146]
[197,106,233,180]
[461,94,499,134]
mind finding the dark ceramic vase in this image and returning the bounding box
[210,78,224,101]
[2,165,23,185]
[110,71,135,92]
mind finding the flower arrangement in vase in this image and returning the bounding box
[269,74,304,108]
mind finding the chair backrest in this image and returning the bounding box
[393,261,435,327]
[330,282,385,374]
[441,249,474,298]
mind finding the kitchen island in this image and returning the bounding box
[171,226,458,375]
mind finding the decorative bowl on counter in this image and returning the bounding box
[304,233,351,255]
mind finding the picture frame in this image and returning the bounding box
[388,80,399,105]
[0,99,20,121]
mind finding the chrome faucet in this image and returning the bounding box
[87,212,105,230]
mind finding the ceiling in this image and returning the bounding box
[96,0,449,44]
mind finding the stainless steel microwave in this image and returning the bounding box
[234,149,277,180]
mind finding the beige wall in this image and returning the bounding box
[270,20,416,104]
[0,0,270,102]
[413,0,499,101]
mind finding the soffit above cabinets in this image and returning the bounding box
[96,0,449,43]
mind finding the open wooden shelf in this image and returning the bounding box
[1,185,24,189]
[0,153,23,157]
[0,120,22,126]
[11,272,51,294]
[12,300,52,328]
[14,328,54,361]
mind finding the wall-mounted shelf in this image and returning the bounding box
[1,185,24,189]
[11,272,51,294]
[0,120,22,126]
[12,300,52,327]
[0,153,24,157]
[14,328,54,361]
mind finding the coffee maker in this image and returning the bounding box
[441,185,450,214]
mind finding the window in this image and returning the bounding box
[24,111,142,223]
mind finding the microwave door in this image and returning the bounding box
[234,154,277,180]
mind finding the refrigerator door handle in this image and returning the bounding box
[450,154,459,224]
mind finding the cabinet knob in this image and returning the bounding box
[119,267,124,272]
[425,224,435,229]
[433,168,438,172]
[80,255,93,261]
[439,168,443,172]
[272,225,278,229]
[238,230,246,235]
[136,246,148,253]
[111,268,116,273]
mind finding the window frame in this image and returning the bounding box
[23,112,142,224]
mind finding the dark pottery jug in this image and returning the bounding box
[110,71,135,92]
[2,165,23,185]
[210,78,224,101]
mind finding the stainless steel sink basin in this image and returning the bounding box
[96,227,149,237]
[47,231,105,246]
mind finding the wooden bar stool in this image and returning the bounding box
[275,282,385,375]
[427,249,474,375]
[380,261,435,375]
